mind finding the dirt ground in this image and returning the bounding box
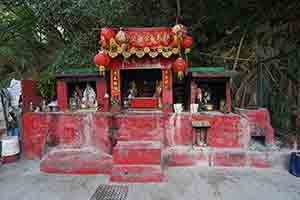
[0,160,299,200]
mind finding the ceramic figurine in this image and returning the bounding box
[220,100,226,113]
[203,90,211,105]
[81,83,97,109]
[41,100,48,112]
[128,81,138,99]
[203,89,213,111]
[29,102,33,112]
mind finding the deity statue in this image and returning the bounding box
[202,88,213,111]
[128,81,138,99]
[203,89,211,105]
[81,83,97,109]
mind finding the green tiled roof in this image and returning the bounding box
[58,66,98,74]
[188,66,225,73]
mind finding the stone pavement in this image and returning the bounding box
[0,160,299,200]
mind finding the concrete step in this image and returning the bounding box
[113,141,162,165]
[110,165,163,183]
[163,146,209,167]
[40,147,112,174]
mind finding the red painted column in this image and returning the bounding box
[191,81,197,104]
[96,78,109,112]
[57,81,68,111]
[110,69,121,112]
[21,80,43,113]
[162,69,173,113]
[226,79,232,113]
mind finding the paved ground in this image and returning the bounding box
[0,160,300,200]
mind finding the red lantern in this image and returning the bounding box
[172,57,188,80]
[181,35,193,49]
[101,28,116,41]
[94,52,110,76]
[94,52,110,66]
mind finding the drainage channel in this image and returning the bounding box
[90,185,128,200]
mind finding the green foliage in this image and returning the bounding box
[36,67,56,102]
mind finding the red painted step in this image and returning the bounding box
[40,147,112,174]
[117,128,163,141]
[110,165,163,182]
[113,141,161,165]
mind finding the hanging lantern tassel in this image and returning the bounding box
[98,65,105,76]
[177,71,184,80]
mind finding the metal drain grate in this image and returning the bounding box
[90,185,128,200]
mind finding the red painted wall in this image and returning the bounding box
[22,113,112,159]
[236,108,274,145]
[22,111,258,160]
[164,113,250,148]
[21,80,43,113]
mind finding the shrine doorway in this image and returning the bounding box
[121,69,162,98]
[120,69,162,109]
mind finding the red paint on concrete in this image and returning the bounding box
[113,141,161,165]
[248,152,272,168]
[115,114,164,141]
[210,151,247,167]
[40,149,112,174]
[2,155,19,164]
[165,148,208,166]
[237,108,274,145]
[21,109,275,181]
[164,114,249,148]
[22,113,112,160]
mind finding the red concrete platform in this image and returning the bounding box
[164,146,209,166]
[113,141,161,165]
[1,155,19,164]
[40,148,112,174]
[110,165,164,182]
[210,150,247,167]
[164,146,276,168]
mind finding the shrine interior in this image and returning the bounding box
[121,69,162,98]
[193,79,227,111]
[67,82,97,100]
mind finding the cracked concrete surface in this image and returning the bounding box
[0,160,300,200]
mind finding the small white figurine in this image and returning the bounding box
[81,83,97,109]
[128,81,138,99]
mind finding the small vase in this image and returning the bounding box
[190,104,199,113]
